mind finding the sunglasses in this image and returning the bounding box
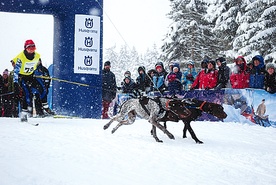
[26,45,36,49]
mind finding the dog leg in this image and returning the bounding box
[111,122,124,134]
[150,117,175,140]
[111,110,136,134]
[183,122,187,138]
[183,121,203,144]
[164,121,167,129]
[103,116,117,130]
[151,125,163,143]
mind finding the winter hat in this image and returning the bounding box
[155,61,164,69]
[173,66,179,71]
[202,58,209,64]
[187,60,195,66]
[124,71,131,77]
[3,69,9,76]
[24,39,35,49]
[138,66,145,73]
[266,63,275,70]
[208,60,216,68]
[148,69,157,76]
[216,57,226,64]
[104,61,111,66]
[169,61,175,67]
[124,76,131,82]
[155,65,162,70]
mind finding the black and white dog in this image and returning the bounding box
[103,97,191,142]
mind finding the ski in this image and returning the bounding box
[21,119,39,126]
[27,122,39,126]
[20,115,39,126]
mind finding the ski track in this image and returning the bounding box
[0,118,276,185]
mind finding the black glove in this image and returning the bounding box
[14,82,20,96]
[214,83,222,90]
[186,74,194,81]
[205,87,210,90]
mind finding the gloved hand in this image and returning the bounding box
[168,74,176,82]
[214,83,222,90]
[186,74,194,81]
[14,82,20,96]
[205,87,210,90]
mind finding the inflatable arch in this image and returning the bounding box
[0,0,103,118]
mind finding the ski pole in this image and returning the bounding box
[34,75,90,87]
[0,92,14,97]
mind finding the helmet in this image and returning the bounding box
[24,39,35,49]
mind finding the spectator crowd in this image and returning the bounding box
[0,41,275,120]
[101,55,276,119]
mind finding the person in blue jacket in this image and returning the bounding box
[152,62,168,93]
[249,55,266,89]
[181,60,198,90]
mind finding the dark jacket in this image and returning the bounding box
[122,77,137,94]
[167,63,182,94]
[264,72,276,93]
[0,75,3,94]
[136,66,151,93]
[216,62,231,90]
[249,55,266,89]
[102,68,117,102]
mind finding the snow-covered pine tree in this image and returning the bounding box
[142,44,160,72]
[161,0,219,66]
[233,0,276,62]
[205,0,244,59]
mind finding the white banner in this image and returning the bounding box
[74,14,100,74]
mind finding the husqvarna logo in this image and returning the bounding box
[84,37,93,47]
[84,56,93,66]
[85,18,93,28]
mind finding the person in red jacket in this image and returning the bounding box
[230,56,250,89]
[191,60,218,90]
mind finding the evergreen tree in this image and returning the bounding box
[103,44,162,82]
[161,0,219,65]
[233,0,276,61]
[129,46,140,79]
[142,44,160,72]
[205,0,244,58]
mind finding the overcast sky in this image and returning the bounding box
[0,0,171,74]
[103,0,171,53]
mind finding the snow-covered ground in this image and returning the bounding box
[0,117,275,185]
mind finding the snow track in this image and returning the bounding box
[0,118,275,185]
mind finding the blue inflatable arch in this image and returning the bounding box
[0,0,103,118]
